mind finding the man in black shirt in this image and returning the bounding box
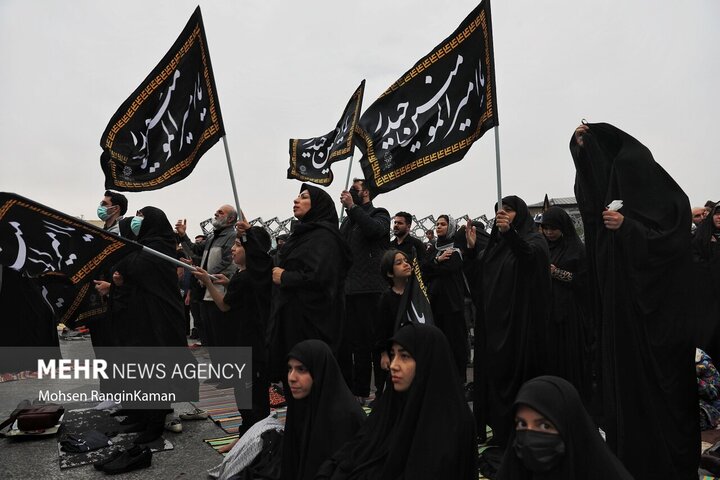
[390,211,426,263]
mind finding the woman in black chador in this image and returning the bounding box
[497,376,632,479]
[691,202,720,361]
[268,184,351,380]
[571,122,698,479]
[466,195,551,449]
[316,322,477,480]
[111,206,196,443]
[281,339,365,480]
[539,206,591,402]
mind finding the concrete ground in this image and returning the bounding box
[0,338,228,479]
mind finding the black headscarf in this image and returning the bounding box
[117,216,137,241]
[692,203,720,262]
[497,376,633,480]
[541,207,584,273]
[316,323,476,480]
[135,206,177,257]
[282,339,365,480]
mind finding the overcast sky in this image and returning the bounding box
[1,0,718,236]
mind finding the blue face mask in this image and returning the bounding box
[97,205,111,221]
[130,216,143,236]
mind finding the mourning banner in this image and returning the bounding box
[356,0,497,194]
[0,193,141,285]
[100,6,225,191]
[288,80,365,186]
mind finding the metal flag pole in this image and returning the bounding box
[338,154,354,221]
[222,135,243,218]
[494,126,502,211]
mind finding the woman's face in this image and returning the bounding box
[390,253,412,280]
[231,239,246,266]
[293,190,312,220]
[501,204,517,223]
[287,358,313,400]
[713,211,720,229]
[435,218,448,237]
[541,225,562,242]
[515,404,559,435]
[389,342,416,392]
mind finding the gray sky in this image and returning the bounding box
[1,0,718,237]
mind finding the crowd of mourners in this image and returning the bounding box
[4,122,720,479]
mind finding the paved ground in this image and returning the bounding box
[0,338,227,479]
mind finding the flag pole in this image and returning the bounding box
[494,126,502,211]
[222,135,243,218]
[338,154,354,221]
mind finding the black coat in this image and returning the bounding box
[571,123,698,479]
[340,202,390,294]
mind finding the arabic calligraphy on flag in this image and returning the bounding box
[0,193,141,285]
[356,0,497,194]
[100,6,224,191]
[288,80,365,186]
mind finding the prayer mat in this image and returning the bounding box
[203,433,240,456]
[0,370,38,383]
[193,383,243,434]
[57,407,173,469]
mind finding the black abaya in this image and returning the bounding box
[316,323,476,480]
[571,122,698,479]
[281,339,365,480]
[691,204,720,361]
[470,195,551,448]
[497,376,632,479]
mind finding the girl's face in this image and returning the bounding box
[390,253,412,280]
[231,239,246,266]
[713,211,720,229]
[389,342,416,392]
[287,358,313,400]
[514,404,559,435]
[293,190,312,220]
[541,225,562,242]
[435,218,448,237]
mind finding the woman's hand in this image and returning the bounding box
[574,124,589,147]
[465,219,476,249]
[380,351,390,371]
[436,250,453,263]
[602,210,624,230]
[94,280,111,296]
[496,210,512,233]
[191,266,212,285]
[112,271,124,287]
[272,267,285,285]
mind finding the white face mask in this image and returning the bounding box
[130,216,143,236]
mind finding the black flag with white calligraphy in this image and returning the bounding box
[395,253,434,329]
[100,6,225,191]
[0,193,141,285]
[288,80,365,186]
[356,0,497,194]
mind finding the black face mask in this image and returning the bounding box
[350,188,363,206]
[513,430,565,472]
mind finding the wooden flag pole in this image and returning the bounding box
[338,154,354,221]
[494,127,502,212]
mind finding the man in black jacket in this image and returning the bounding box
[390,211,426,264]
[339,179,390,402]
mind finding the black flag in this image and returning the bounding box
[356,0,497,194]
[0,193,141,285]
[395,254,434,329]
[100,6,224,191]
[288,80,365,186]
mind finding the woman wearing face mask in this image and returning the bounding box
[282,340,366,480]
[465,195,551,458]
[316,322,477,480]
[497,375,632,479]
[423,214,469,381]
[268,184,352,381]
[539,206,591,402]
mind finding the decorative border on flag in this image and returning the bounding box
[0,199,129,284]
[362,9,495,190]
[103,24,222,189]
[328,84,364,161]
[288,139,334,186]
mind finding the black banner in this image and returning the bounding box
[100,6,225,191]
[288,80,365,186]
[0,193,141,285]
[356,1,497,194]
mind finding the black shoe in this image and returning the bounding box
[101,445,152,474]
[93,449,124,470]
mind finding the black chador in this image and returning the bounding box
[571,122,698,479]
[691,203,720,361]
[268,184,351,380]
[470,195,551,448]
[541,206,592,402]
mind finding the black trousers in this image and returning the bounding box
[433,309,468,382]
[339,293,380,397]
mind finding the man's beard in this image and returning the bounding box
[211,217,227,229]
